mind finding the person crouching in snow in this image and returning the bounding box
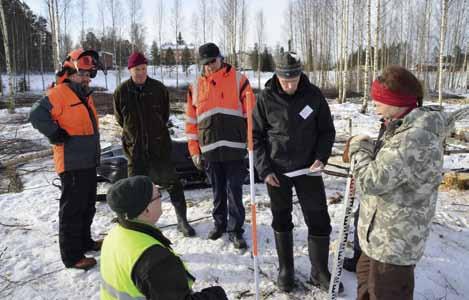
[343,65,466,300]
[100,176,228,300]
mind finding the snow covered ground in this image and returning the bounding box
[0,70,468,300]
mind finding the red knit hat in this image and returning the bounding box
[371,80,418,108]
[127,52,148,69]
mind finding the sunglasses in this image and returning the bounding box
[203,58,217,66]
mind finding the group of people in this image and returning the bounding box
[29,41,461,300]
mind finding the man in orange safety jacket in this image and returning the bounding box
[185,42,254,249]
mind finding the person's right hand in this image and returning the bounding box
[48,127,70,145]
[265,173,280,187]
[191,155,204,171]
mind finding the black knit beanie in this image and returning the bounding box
[106,176,154,219]
[275,52,302,78]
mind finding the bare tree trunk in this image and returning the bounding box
[341,0,349,103]
[256,10,264,90]
[0,0,14,113]
[438,0,448,106]
[157,0,164,82]
[373,0,380,81]
[465,42,469,91]
[337,1,343,103]
[172,0,182,89]
[199,0,207,43]
[47,0,61,72]
[361,0,371,113]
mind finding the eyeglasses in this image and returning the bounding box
[203,58,217,66]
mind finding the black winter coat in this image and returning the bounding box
[252,74,335,179]
[113,77,171,162]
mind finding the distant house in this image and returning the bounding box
[160,42,196,63]
[99,51,114,70]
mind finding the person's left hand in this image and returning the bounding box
[309,160,325,173]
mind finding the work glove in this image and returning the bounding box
[342,135,370,163]
[48,127,70,145]
[265,173,280,187]
[192,154,204,171]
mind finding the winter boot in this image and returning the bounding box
[229,232,247,249]
[173,202,196,237]
[274,231,295,292]
[308,235,344,293]
[71,257,97,271]
[343,251,361,272]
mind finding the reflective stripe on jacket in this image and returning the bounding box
[30,83,100,174]
[185,64,255,162]
[100,224,193,300]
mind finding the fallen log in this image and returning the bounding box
[0,149,52,169]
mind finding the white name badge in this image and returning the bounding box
[299,105,313,119]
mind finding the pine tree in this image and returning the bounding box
[150,41,160,75]
[181,46,192,75]
[165,47,176,77]
[250,44,259,71]
[261,48,274,72]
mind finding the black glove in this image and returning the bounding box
[48,127,70,144]
[191,286,228,300]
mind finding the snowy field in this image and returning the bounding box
[0,65,275,94]
[0,69,468,300]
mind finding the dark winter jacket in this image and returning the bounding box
[121,220,227,300]
[113,77,171,162]
[252,74,336,179]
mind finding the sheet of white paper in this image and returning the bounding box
[284,168,322,177]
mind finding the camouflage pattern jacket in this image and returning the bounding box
[349,106,462,265]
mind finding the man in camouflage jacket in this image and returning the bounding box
[346,65,468,300]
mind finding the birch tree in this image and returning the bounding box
[199,0,208,43]
[47,0,61,71]
[107,0,122,84]
[373,0,381,81]
[256,10,265,89]
[156,0,164,82]
[172,0,182,88]
[361,0,372,113]
[0,0,14,112]
[438,0,449,105]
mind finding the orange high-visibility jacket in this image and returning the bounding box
[30,84,100,174]
[185,64,255,162]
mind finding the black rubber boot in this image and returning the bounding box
[308,235,344,293]
[343,252,360,272]
[173,201,196,237]
[274,231,295,292]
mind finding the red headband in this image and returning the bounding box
[371,80,418,108]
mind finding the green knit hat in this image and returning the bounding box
[106,176,153,219]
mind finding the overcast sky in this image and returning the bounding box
[23,0,287,52]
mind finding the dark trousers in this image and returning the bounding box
[59,168,97,267]
[205,160,246,234]
[266,174,331,236]
[129,157,186,208]
[357,252,415,300]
